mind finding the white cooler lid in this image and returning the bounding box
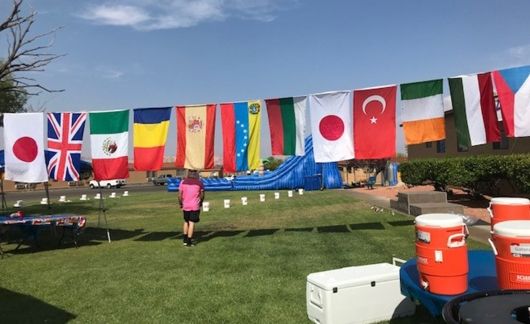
[307,263,399,291]
[493,220,530,237]
[490,197,530,205]
[415,213,463,228]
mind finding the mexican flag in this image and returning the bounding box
[400,79,445,145]
[265,96,306,156]
[89,109,129,180]
[448,72,499,148]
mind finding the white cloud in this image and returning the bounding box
[489,44,530,68]
[80,4,150,26]
[96,66,125,79]
[507,44,530,62]
[78,0,298,30]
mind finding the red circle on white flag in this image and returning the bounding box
[13,136,38,162]
[319,115,344,141]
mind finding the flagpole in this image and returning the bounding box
[44,182,51,209]
[97,181,111,243]
[0,178,6,211]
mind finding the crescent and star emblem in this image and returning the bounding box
[362,95,386,124]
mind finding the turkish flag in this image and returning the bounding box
[353,85,397,159]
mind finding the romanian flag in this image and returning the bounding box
[175,104,216,170]
[221,100,262,173]
[133,107,171,171]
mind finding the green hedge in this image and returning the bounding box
[400,154,530,194]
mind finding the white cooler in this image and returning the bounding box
[306,263,415,324]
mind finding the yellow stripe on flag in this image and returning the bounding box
[184,105,207,169]
[247,100,261,170]
[402,117,445,145]
[134,120,170,147]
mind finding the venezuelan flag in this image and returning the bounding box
[133,107,171,171]
[220,100,261,173]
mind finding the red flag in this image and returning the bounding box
[353,85,397,159]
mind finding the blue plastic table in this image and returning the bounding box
[400,250,498,316]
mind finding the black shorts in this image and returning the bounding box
[183,210,200,223]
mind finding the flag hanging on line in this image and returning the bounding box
[89,109,129,181]
[448,73,499,148]
[400,79,445,145]
[46,112,87,181]
[133,107,171,171]
[492,65,530,137]
[175,104,216,170]
[221,100,261,173]
[309,91,354,162]
[4,113,48,183]
[353,85,397,159]
[265,96,307,156]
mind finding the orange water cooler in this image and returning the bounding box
[488,197,530,232]
[415,213,468,295]
[489,220,530,290]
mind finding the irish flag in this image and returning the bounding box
[265,96,306,156]
[89,109,129,181]
[448,73,500,148]
[221,100,261,173]
[400,79,445,145]
[176,104,216,170]
[492,65,530,137]
[133,107,172,171]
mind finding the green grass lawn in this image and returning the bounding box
[0,189,487,323]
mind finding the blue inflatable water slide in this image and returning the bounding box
[167,136,343,192]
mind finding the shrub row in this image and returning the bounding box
[400,154,530,194]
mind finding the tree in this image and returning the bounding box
[0,0,62,95]
[263,156,284,171]
[0,75,27,113]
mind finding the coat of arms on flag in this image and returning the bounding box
[46,112,87,181]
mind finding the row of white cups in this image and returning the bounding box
[13,191,130,207]
[203,188,304,212]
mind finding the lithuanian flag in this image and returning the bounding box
[133,107,171,171]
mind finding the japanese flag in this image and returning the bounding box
[309,91,354,162]
[4,113,48,183]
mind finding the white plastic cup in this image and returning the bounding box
[224,199,230,208]
[298,189,304,195]
[241,197,248,206]
[274,192,280,200]
[288,190,293,197]
[80,194,87,201]
[202,201,210,212]
[259,194,266,202]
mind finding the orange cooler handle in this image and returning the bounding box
[447,234,466,248]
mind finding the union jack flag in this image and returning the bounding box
[46,112,87,181]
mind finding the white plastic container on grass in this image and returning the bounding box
[306,262,415,324]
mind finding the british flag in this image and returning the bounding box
[46,112,87,181]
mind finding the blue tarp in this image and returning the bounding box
[168,136,342,192]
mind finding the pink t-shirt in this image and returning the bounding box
[179,178,204,211]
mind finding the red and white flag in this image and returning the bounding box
[309,91,354,162]
[353,85,397,159]
[4,113,48,183]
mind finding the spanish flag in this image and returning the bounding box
[175,104,217,170]
[133,107,172,171]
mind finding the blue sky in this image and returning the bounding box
[2,0,530,160]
